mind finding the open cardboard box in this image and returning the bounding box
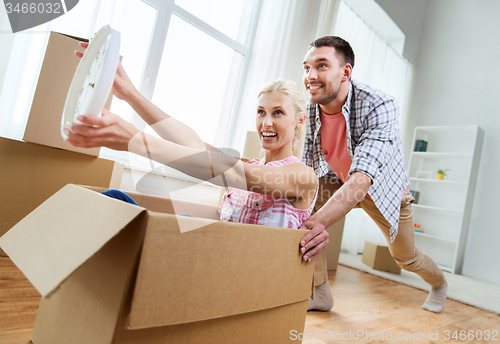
[0,184,315,343]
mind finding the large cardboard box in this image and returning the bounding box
[0,137,121,255]
[325,216,345,271]
[0,185,315,343]
[23,31,113,156]
[361,241,401,274]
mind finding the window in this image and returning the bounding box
[150,14,242,144]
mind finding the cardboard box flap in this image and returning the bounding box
[128,216,314,329]
[0,184,145,297]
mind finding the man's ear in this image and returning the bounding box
[342,64,353,81]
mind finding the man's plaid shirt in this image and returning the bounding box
[302,79,409,242]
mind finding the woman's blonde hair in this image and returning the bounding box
[258,80,306,159]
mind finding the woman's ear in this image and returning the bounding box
[296,112,306,128]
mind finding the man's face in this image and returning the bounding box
[303,46,347,106]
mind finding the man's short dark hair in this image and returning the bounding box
[310,36,355,68]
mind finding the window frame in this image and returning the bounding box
[132,0,261,132]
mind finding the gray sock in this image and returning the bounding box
[307,281,334,312]
[422,280,447,313]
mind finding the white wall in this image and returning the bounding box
[374,0,428,65]
[402,0,500,285]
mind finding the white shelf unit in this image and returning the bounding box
[407,125,483,274]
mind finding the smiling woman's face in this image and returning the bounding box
[256,91,300,160]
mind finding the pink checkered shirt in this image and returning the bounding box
[219,156,317,229]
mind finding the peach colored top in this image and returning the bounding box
[320,111,352,183]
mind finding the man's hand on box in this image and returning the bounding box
[299,218,329,262]
[64,108,140,151]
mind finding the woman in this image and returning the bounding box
[67,44,331,309]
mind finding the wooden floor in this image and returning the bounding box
[1,256,498,344]
[0,257,40,344]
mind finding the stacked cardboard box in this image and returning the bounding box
[22,31,103,156]
[0,137,119,255]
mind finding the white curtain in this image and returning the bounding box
[232,0,342,150]
[0,32,48,140]
[334,0,414,140]
[334,0,415,254]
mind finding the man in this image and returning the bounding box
[298,36,447,313]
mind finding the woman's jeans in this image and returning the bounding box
[101,189,138,205]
